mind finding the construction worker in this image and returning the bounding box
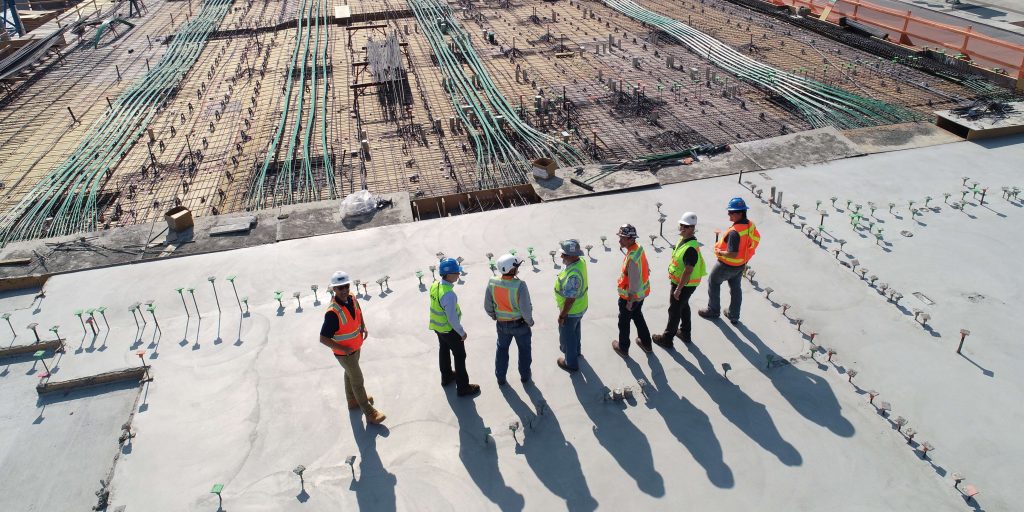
[699,197,761,325]
[653,212,705,348]
[612,224,653,356]
[430,257,480,397]
[484,253,535,385]
[554,239,588,372]
[319,270,386,424]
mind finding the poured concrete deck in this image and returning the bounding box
[0,135,1021,511]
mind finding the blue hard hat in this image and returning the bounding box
[439,257,462,276]
[727,197,748,211]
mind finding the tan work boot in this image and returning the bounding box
[366,408,387,424]
[348,395,374,410]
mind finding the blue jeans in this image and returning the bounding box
[706,262,746,319]
[558,316,582,370]
[495,320,532,381]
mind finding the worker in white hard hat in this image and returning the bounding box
[319,270,386,424]
[484,253,535,385]
[653,212,707,348]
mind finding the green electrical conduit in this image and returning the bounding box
[0,0,233,245]
[603,0,922,129]
[407,0,588,188]
[247,0,334,210]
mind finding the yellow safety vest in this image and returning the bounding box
[554,260,588,315]
[428,281,461,333]
[668,239,707,287]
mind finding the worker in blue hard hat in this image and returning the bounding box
[429,257,480,397]
[699,197,761,325]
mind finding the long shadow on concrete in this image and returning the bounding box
[674,344,801,466]
[719,322,854,438]
[572,360,665,497]
[643,352,736,487]
[348,413,397,511]
[500,384,598,511]
[445,392,525,511]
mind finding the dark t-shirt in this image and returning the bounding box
[320,296,356,337]
[725,219,750,253]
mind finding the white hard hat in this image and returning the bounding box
[679,212,698,226]
[496,253,524,275]
[330,271,352,286]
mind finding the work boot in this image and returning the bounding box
[366,408,386,424]
[652,333,674,349]
[698,308,719,320]
[557,357,578,372]
[457,384,481,397]
[348,395,374,410]
[675,329,693,344]
[636,337,653,353]
[612,340,629,357]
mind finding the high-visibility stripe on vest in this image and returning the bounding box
[428,281,461,333]
[554,259,589,315]
[617,244,651,300]
[669,239,707,287]
[488,276,522,321]
[715,221,761,266]
[327,295,363,355]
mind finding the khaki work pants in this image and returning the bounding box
[336,350,372,414]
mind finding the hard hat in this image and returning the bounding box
[679,212,698,226]
[330,271,352,286]
[496,253,524,274]
[616,224,638,239]
[727,197,748,211]
[558,239,584,257]
[439,257,462,276]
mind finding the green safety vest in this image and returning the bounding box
[428,281,462,333]
[554,259,589,315]
[669,238,707,287]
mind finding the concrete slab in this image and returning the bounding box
[655,148,760,185]
[0,368,139,512]
[731,127,864,171]
[531,165,660,201]
[935,101,1024,140]
[0,192,413,284]
[0,135,1022,511]
[842,122,965,154]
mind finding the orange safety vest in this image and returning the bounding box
[617,243,651,300]
[327,295,364,355]
[488,276,522,321]
[715,221,760,266]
